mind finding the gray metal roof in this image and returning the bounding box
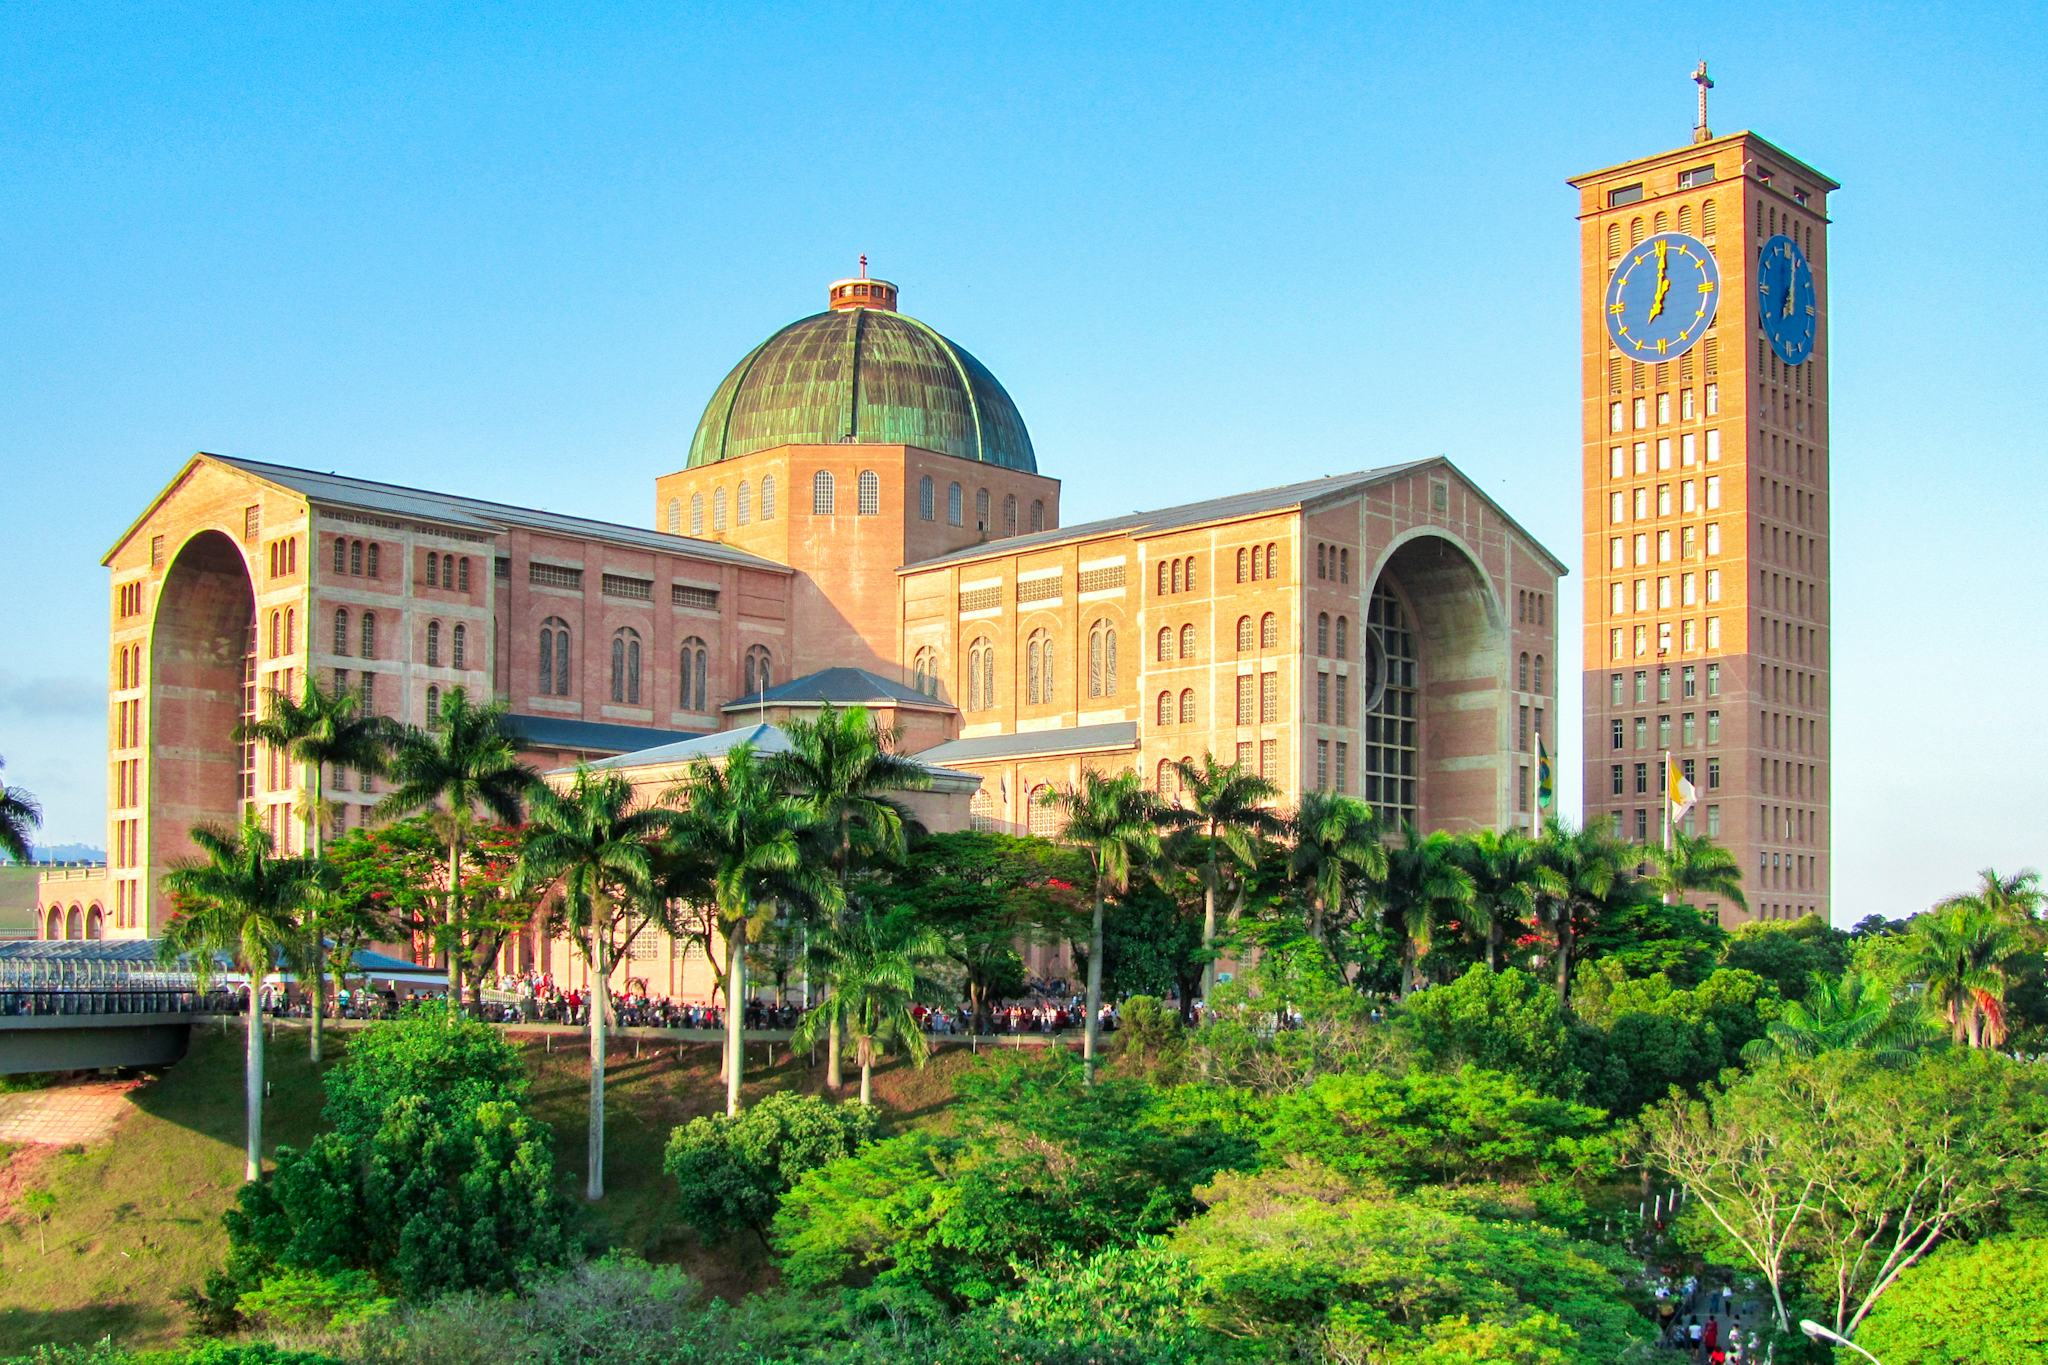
[722,666,949,712]
[212,455,792,572]
[570,721,977,788]
[507,713,704,755]
[913,721,1138,765]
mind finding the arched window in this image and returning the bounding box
[1027,785,1056,838]
[425,684,440,725]
[1180,689,1197,724]
[426,554,440,588]
[1087,620,1117,697]
[1157,758,1175,794]
[1171,560,1183,594]
[1605,222,1622,255]
[966,638,991,711]
[858,469,880,516]
[360,612,377,660]
[1518,651,1530,690]
[610,628,642,704]
[1029,500,1045,532]
[1157,691,1173,725]
[458,558,470,592]
[1260,613,1278,649]
[1157,627,1173,662]
[452,624,467,670]
[975,487,990,529]
[1339,549,1349,583]
[1335,616,1349,659]
[761,475,776,520]
[1237,548,1249,583]
[665,498,681,533]
[1157,562,1169,595]
[680,636,708,711]
[737,481,752,525]
[1533,655,1545,692]
[918,476,935,522]
[333,538,346,574]
[744,645,772,697]
[1236,616,1253,652]
[367,544,380,578]
[1317,613,1330,655]
[690,493,704,536]
[539,617,570,696]
[713,487,728,530]
[912,646,937,698]
[947,482,963,527]
[970,788,997,832]
[812,471,835,516]
[1265,543,1278,579]
[267,611,280,658]
[1027,629,1053,704]
[1179,624,1196,659]
[426,620,442,668]
[350,540,363,576]
[1184,557,1197,592]
[334,608,350,656]
[1003,494,1018,535]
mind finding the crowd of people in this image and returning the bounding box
[1647,1271,1769,1362]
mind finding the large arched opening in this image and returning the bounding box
[149,530,257,889]
[85,905,104,939]
[65,905,82,939]
[1364,531,1507,833]
[44,905,62,940]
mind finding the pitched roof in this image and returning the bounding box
[198,454,792,572]
[902,456,1566,575]
[505,713,704,756]
[721,666,950,713]
[569,721,977,788]
[912,721,1138,766]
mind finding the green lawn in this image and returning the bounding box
[0,1022,1000,1354]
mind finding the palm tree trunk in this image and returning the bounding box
[1083,882,1106,1083]
[245,971,266,1183]
[1554,916,1574,1004]
[859,1034,873,1107]
[308,762,325,1063]
[586,912,607,1201]
[826,828,850,1089]
[725,916,749,1116]
[446,834,464,1002]
[1199,852,1220,1001]
[1486,920,1500,974]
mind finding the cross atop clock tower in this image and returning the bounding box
[1569,104,1839,927]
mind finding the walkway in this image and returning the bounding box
[0,1083,133,1145]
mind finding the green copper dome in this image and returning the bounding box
[687,284,1037,473]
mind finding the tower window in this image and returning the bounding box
[858,470,880,516]
[812,471,835,516]
[1607,183,1644,207]
[919,476,937,522]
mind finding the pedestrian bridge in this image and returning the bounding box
[0,941,237,1074]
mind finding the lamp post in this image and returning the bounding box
[1800,1320,1882,1365]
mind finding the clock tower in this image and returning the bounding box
[1571,76,1837,926]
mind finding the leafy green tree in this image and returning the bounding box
[1097,875,1206,1005]
[1572,890,1725,984]
[1285,791,1385,958]
[1645,826,1748,912]
[1740,969,1938,1066]
[1454,827,1562,973]
[160,815,318,1182]
[1905,899,2026,1046]
[235,677,390,1060]
[1534,818,1635,1005]
[0,757,43,864]
[964,1241,1213,1362]
[1398,964,1579,1096]
[1377,826,1475,996]
[663,1091,878,1246]
[794,905,948,1105]
[376,687,534,999]
[769,702,931,1090]
[1722,912,1851,1002]
[321,1004,529,1141]
[1940,866,2043,927]
[513,766,674,1199]
[1264,1066,1615,1189]
[674,744,837,1115]
[1571,963,1778,1112]
[1040,770,1164,1080]
[1855,1234,2048,1365]
[1166,755,1283,997]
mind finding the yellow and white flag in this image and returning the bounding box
[1666,752,1696,824]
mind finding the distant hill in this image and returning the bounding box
[19,843,106,865]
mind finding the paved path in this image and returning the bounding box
[0,1084,132,1145]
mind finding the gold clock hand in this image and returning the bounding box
[1649,240,1671,321]
[1781,257,1798,319]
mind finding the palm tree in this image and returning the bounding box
[1286,792,1386,953]
[769,703,930,1089]
[1456,827,1564,972]
[1040,769,1162,1081]
[158,815,317,1182]
[0,758,42,865]
[1647,827,1749,913]
[1740,970,1938,1066]
[1168,755,1283,1000]
[235,678,389,1061]
[794,906,949,1105]
[674,745,838,1115]
[1904,901,2024,1048]
[1942,868,2044,945]
[1377,826,1475,996]
[1535,817,1634,1005]
[377,687,534,999]
[513,767,675,1200]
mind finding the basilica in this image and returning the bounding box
[39,272,1562,996]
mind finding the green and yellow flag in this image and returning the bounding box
[1536,733,1554,810]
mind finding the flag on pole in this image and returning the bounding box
[1536,733,1554,810]
[1666,751,1696,825]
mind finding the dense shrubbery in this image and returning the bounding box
[663,1091,879,1245]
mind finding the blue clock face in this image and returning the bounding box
[1758,233,1817,365]
[1604,232,1721,363]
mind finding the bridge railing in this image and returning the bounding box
[0,987,239,1019]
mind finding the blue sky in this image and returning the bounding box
[3,3,2042,920]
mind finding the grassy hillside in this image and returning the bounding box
[0,1023,1005,1354]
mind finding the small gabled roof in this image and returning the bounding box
[721,666,950,713]
[901,456,1565,576]
[505,713,704,756]
[564,721,977,789]
[110,453,793,573]
[912,721,1139,766]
